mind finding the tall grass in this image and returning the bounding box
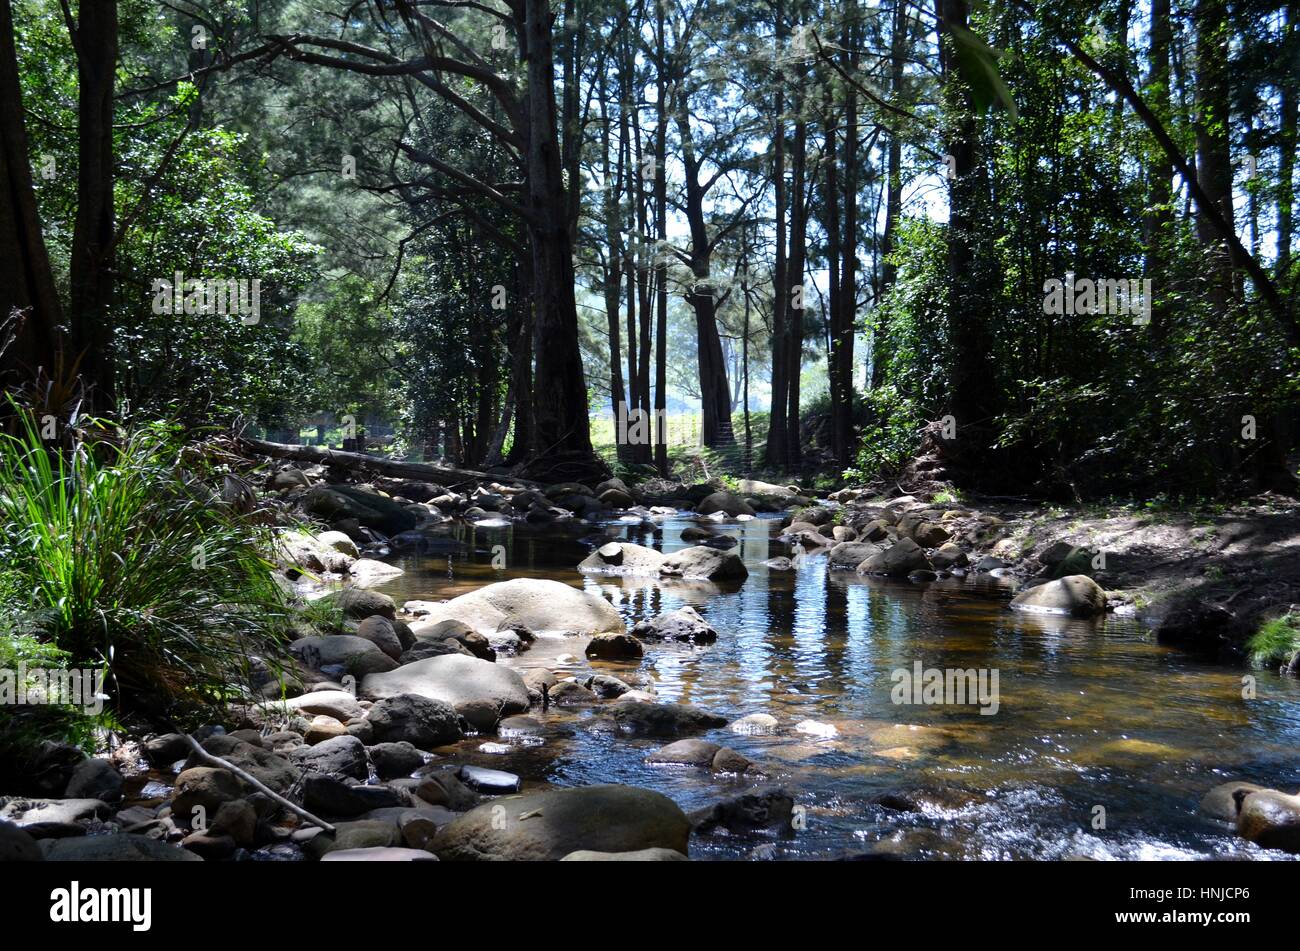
[1248,614,1300,671]
[0,407,293,721]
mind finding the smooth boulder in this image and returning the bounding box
[361,654,529,731]
[1009,575,1107,617]
[658,546,748,581]
[408,578,622,636]
[631,606,718,644]
[857,538,932,577]
[431,784,690,861]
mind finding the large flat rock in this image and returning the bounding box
[408,578,622,636]
[361,654,530,731]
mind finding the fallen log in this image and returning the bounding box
[236,436,543,488]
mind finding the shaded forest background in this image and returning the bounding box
[1,0,1297,498]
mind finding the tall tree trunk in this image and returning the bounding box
[560,0,581,245]
[1193,0,1235,304]
[677,101,734,448]
[652,0,669,473]
[823,86,844,460]
[1143,0,1173,330]
[785,115,807,468]
[877,0,909,384]
[505,244,534,465]
[1279,2,1297,273]
[520,0,599,475]
[764,0,789,468]
[0,0,63,383]
[937,0,997,466]
[833,0,860,466]
[67,0,119,409]
[599,67,630,462]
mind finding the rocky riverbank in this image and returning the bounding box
[4,458,1298,861]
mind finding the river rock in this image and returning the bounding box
[0,820,41,861]
[930,543,968,569]
[210,799,257,847]
[302,773,405,818]
[1199,781,1265,822]
[287,689,365,722]
[408,578,622,636]
[521,668,558,692]
[549,680,599,705]
[857,537,932,576]
[827,541,884,569]
[647,739,722,767]
[417,618,494,660]
[560,847,688,861]
[1009,575,1107,617]
[658,546,748,581]
[609,701,728,737]
[361,654,530,732]
[400,639,472,663]
[322,846,437,861]
[911,521,951,547]
[187,736,301,793]
[368,742,426,780]
[856,519,890,542]
[63,759,123,803]
[303,484,419,536]
[41,834,202,862]
[737,478,803,501]
[578,542,668,576]
[354,616,403,660]
[729,713,779,736]
[415,767,481,811]
[144,733,192,767]
[304,715,348,744]
[330,588,397,620]
[172,768,243,827]
[690,787,795,835]
[585,632,644,660]
[712,748,756,773]
[291,735,369,780]
[304,819,402,860]
[458,765,521,794]
[290,635,398,675]
[585,673,631,698]
[431,784,690,861]
[1236,789,1300,853]
[366,694,463,748]
[695,491,755,517]
[0,797,111,838]
[631,605,718,643]
[599,487,636,508]
[349,559,405,587]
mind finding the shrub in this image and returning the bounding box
[0,407,293,722]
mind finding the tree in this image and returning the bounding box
[0,0,62,386]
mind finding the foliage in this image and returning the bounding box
[0,407,294,721]
[1248,614,1300,670]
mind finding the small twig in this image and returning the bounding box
[177,731,336,833]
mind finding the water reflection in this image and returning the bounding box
[375,514,1300,860]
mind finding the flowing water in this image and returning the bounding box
[373,513,1300,860]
